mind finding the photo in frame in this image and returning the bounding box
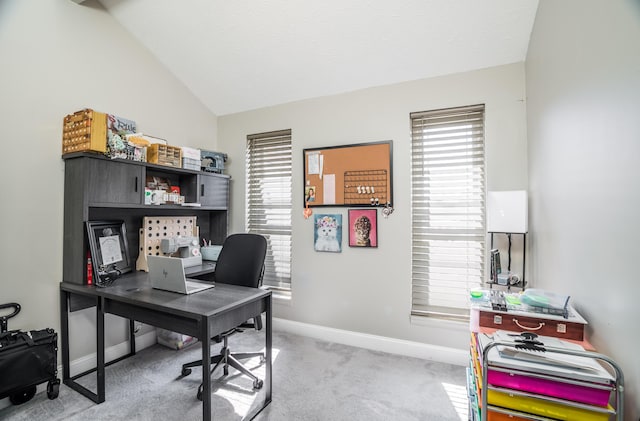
[348,209,378,247]
[313,214,342,253]
[86,220,131,286]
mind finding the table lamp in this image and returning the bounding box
[487,190,528,285]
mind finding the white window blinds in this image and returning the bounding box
[410,105,485,321]
[246,130,292,292]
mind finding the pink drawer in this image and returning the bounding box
[487,369,611,407]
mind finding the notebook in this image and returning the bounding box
[147,255,214,294]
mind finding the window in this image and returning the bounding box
[410,105,485,321]
[246,130,292,294]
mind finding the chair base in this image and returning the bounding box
[181,337,265,400]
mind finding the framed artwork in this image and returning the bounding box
[86,220,131,286]
[348,209,378,247]
[313,214,342,252]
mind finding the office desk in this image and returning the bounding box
[60,273,272,421]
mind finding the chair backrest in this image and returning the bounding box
[213,233,267,288]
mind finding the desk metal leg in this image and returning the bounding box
[265,295,272,405]
[129,319,136,355]
[96,296,105,402]
[60,291,105,403]
[250,295,273,420]
[60,290,70,383]
[201,317,212,421]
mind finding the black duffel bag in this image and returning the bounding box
[0,303,60,405]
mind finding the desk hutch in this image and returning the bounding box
[62,153,230,308]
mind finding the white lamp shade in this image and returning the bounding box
[487,190,528,233]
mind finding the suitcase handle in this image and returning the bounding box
[0,303,21,333]
[512,318,545,331]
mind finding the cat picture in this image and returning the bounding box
[314,214,342,252]
[348,209,378,247]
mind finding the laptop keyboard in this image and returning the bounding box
[186,280,212,292]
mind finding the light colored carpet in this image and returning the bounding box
[0,330,468,420]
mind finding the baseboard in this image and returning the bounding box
[66,321,466,369]
[272,318,468,366]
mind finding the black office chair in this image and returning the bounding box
[181,233,268,400]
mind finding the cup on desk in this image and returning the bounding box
[200,245,222,261]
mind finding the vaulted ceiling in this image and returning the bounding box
[97,0,539,116]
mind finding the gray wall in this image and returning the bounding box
[218,63,529,350]
[0,0,218,359]
[526,0,640,418]
[6,0,635,415]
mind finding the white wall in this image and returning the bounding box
[218,63,528,350]
[526,0,640,418]
[0,0,217,359]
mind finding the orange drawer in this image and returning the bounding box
[488,409,530,421]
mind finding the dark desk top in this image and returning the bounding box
[61,271,271,320]
[185,261,217,276]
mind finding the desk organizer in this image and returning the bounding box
[135,216,199,272]
[62,109,108,155]
[200,245,222,261]
[147,144,182,168]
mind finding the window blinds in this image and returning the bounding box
[410,105,485,321]
[246,130,292,291]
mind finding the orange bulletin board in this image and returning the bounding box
[303,140,393,207]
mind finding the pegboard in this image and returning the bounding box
[344,169,388,205]
[135,216,199,272]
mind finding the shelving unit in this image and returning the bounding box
[468,331,624,420]
[62,153,230,310]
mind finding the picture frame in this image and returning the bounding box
[313,214,342,253]
[86,220,131,285]
[348,209,378,247]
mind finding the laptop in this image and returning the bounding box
[147,255,215,294]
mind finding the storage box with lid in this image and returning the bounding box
[181,146,201,171]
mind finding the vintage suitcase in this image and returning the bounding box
[0,303,60,405]
[477,306,587,341]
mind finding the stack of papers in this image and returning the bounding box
[478,330,613,384]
